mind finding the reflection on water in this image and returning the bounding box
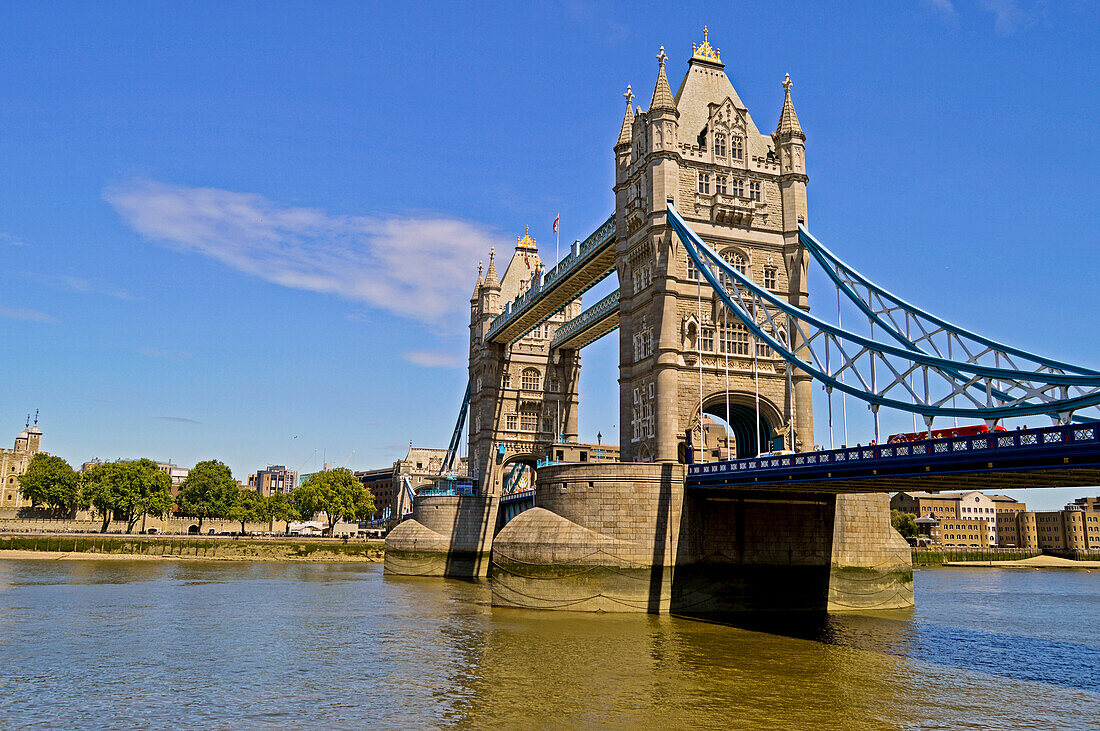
[0,560,1096,729]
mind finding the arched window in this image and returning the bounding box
[732,253,747,276]
[521,368,541,391]
[731,137,744,160]
[731,178,745,198]
[714,133,726,157]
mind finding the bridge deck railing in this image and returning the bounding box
[688,423,1100,482]
[500,487,536,505]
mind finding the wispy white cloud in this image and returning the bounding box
[105,180,502,329]
[921,0,959,23]
[139,348,191,362]
[0,305,55,323]
[0,233,27,247]
[981,0,1032,35]
[25,272,136,300]
[156,416,202,425]
[402,350,464,368]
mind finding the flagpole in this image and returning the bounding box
[555,212,560,263]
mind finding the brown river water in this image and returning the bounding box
[0,560,1096,729]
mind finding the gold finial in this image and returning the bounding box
[624,84,634,105]
[517,225,537,251]
[784,73,792,92]
[656,46,667,67]
[692,26,721,64]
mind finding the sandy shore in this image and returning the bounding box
[944,554,1099,569]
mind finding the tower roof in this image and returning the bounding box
[776,73,804,138]
[616,85,635,147]
[649,47,677,114]
[483,249,500,289]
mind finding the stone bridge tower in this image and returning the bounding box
[614,30,814,462]
[468,230,583,493]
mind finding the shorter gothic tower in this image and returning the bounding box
[467,229,583,493]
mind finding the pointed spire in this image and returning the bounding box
[649,46,676,114]
[776,73,804,139]
[483,247,500,289]
[616,85,635,147]
[471,261,483,301]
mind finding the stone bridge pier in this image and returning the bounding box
[491,463,912,613]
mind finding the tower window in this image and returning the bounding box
[750,181,762,201]
[716,175,727,195]
[700,327,714,352]
[521,414,537,431]
[731,179,744,198]
[687,257,699,280]
[521,368,541,391]
[714,134,726,157]
[732,137,744,160]
[502,372,511,389]
[720,324,750,356]
[697,172,710,194]
[763,267,777,290]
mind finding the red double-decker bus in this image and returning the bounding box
[886,424,1008,443]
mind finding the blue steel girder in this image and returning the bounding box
[551,289,621,350]
[667,203,1100,421]
[486,215,617,344]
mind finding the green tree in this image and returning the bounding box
[228,489,266,534]
[79,459,172,533]
[292,468,374,535]
[177,459,239,533]
[268,490,301,534]
[891,510,919,539]
[18,453,80,514]
[81,462,119,532]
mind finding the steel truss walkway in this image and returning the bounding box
[687,423,1100,493]
[551,289,620,350]
[486,215,617,344]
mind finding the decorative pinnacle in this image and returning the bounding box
[624,85,634,105]
[489,246,495,262]
[691,26,721,64]
[784,73,792,92]
[656,46,667,67]
[478,261,483,277]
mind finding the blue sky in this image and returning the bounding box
[1,1,1097,509]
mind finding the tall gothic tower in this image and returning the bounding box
[614,30,814,462]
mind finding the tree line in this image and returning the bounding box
[17,454,375,535]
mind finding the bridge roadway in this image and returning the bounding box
[486,215,616,344]
[686,423,1100,494]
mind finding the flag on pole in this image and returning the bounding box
[553,215,559,233]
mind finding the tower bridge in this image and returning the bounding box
[385,29,1100,615]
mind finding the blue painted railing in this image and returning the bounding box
[688,423,1100,484]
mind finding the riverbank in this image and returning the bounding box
[0,534,384,562]
[943,554,1098,569]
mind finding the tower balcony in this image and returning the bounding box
[708,194,759,226]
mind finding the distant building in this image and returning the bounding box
[249,465,298,497]
[355,467,394,519]
[390,446,469,519]
[891,491,1013,546]
[0,419,44,509]
[156,462,190,494]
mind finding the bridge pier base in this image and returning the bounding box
[490,465,914,613]
[827,494,914,611]
[383,494,498,579]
